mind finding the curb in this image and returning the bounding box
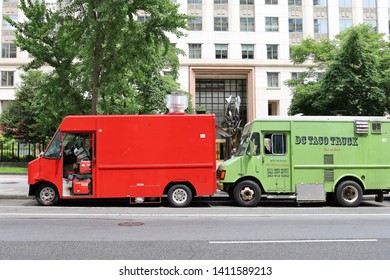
[0,173,28,175]
[0,195,32,199]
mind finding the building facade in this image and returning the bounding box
[1,0,390,127]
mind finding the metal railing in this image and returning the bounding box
[1,140,226,163]
[0,141,45,162]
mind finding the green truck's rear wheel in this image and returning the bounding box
[335,180,363,207]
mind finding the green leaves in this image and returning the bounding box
[2,0,190,141]
[288,24,389,116]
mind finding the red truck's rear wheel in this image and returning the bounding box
[167,184,192,207]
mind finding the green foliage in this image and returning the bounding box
[0,71,83,143]
[2,0,189,141]
[288,24,389,116]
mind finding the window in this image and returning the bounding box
[363,0,376,8]
[265,0,278,4]
[339,19,353,32]
[289,18,303,32]
[291,72,303,80]
[288,0,302,5]
[137,15,150,22]
[313,0,327,6]
[240,0,253,4]
[314,19,328,33]
[267,44,278,60]
[317,72,324,81]
[214,17,228,31]
[240,17,255,32]
[2,15,17,30]
[188,17,202,31]
[241,44,254,59]
[1,71,14,87]
[44,131,61,159]
[264,133,287,155]
[250,133,260,156]
[189,44,202,59]
[215,0,228,3]
[339,0,352,7]
[215,44,228,59]
[188,0,202,3]
[196,79,247,128]
[265,17,279,32]
[1,43,16,58]
[364,20,377,32]
[267,72,280,88]
[372,122,382,133]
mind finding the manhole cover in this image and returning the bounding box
[118,222,144,227]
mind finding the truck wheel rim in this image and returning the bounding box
[40,187,55,202]
[342,186,358,203]
[172,189,187,204]
[240,186,255,202]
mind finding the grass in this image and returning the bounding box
[0,166,28,173]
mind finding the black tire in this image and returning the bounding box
[335,180,363,207]
[167,184,193,207]
[227,188,234,200]
[233,180,261,207]
[35,184,59,206]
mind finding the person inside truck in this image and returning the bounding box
[264,137,272,154]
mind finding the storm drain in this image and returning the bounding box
[118,222,144,227]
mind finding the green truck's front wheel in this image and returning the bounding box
[233,180,262,207]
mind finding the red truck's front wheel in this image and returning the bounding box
[35,184,59,206]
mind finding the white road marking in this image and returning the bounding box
[209,239,378,244]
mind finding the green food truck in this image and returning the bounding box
[217,116,390,207]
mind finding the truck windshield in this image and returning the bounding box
[235,133,251,156]
[44,131,61,159]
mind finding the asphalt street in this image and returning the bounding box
[2,174,390,260]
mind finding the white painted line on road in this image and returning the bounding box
[209,239,378,244]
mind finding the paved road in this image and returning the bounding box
[1,199,390,260]
[2,175,390,260]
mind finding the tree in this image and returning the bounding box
[6,0,189,115]
[288,24,389,116]
[1,71,53,143]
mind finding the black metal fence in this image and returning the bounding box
[0,141,46,162]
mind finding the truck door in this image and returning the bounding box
[260,132,292,192]
[62,132,94,197]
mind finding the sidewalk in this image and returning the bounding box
[0,174,30,199]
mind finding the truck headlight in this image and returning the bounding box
[218,170,226,180]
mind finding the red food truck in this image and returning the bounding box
[27,113,217,207]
